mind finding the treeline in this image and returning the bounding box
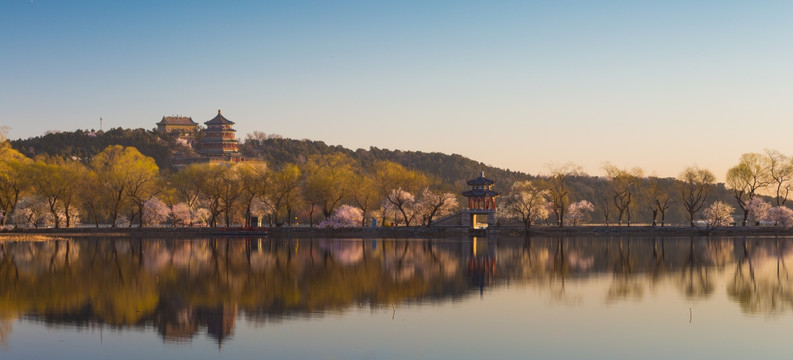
[10,127,195,169]
[5,128,793,229]
[241,133,534,190]
[0,140,461,228]
[14,129,533,191]
[497,153,793,231]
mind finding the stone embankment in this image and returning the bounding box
[3,225,793,240]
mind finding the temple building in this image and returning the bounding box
[157,116,198,135]
[198,110,245,162]
[461,171,500,228]
[162,110,264,167]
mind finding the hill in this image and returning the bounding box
[11,127,744,225]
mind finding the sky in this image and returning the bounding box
[2,0,793,180]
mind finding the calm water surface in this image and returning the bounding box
[1,236,792,359]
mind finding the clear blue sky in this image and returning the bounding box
[2,0,793,178]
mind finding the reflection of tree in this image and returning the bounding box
[551,238,569,299]
[8,235,793,346]
[650,237,667,284]
[0,237,475,346]
[676,238,715,299]
[606,239,644,302]
[727,238,793,314]
[0,317,11,351]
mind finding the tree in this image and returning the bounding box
[267,164,301,225]
[195,164,226,227]
[171,202,192,226]
[169,164,206,224]
[384,188,417,226]
[142,197,170,226]
[237,162,268,226]
[0,145,32,226]
[647,177,672,226]
[566,200,595,226]
[78,169,105,227]
[58,159,84,228]
[766,149,793,206]
[28,160,67,228]
[767,206,793,228]
[302,153,356,220]
[196,164,242,227]
[373,161,428,226]
[91,145,160,227]
[500,180,550,232]
[10,196,52,228]
[318,204,363,228]
[726,153,771,226]
[745,198,771,226]
[546,163,581,227]
[591,178,613,226]
[415,188,459,226]
[216,165,243,227]
[603,163,642,226]
[702,201,735,233]
[349,172,382,226]
[679,166,715,227]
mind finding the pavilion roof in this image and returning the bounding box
[205,110,235,125]
[157,116,197,126]
[467,171,495,186]
[462,189,501,197]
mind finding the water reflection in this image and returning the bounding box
[2,236,793,346]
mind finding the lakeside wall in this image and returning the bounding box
[3,225,793,239]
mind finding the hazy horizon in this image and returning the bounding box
[3,1,792,180]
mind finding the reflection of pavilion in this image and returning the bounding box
[467,237,496,296]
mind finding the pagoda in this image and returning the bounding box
[199,110,242,160]
[461,171,500,228]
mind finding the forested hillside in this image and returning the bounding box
[240,137,534,190]
[11,128,179,168]
[6,128,782,227]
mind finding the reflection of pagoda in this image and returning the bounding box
[201,304,237,349]
[199,110,244,161]
[461,171,501,228]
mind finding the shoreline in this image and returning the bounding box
[2,225,793,239]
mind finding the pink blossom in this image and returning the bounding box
[319,205,363,228]
[171,203,192,226]
[143,197,170,226]
[566,200,595,226]
[767,206,793,228]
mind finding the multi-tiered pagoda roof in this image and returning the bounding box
[199,110,240,157]
[462,171,501,198]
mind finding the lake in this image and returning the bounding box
[1,235,791,359]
